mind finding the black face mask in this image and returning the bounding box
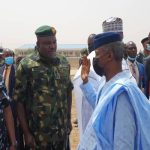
[93,57,105,76]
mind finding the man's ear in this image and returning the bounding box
[108,51,113,59]
[107,51,113,61]
[36,41,39,46]
[36,41,39,49]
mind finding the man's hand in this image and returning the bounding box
[9,145,16,150]
[81,56,90,84]
[24,132,36,149]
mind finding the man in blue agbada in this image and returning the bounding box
[77,32,150,150]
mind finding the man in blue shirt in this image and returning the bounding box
[78,32,150,150]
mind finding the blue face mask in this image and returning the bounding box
[146,44,150,51]
[128,56,136,61]
[5,56,14,65]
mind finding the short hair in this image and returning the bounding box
[141,37,148,44]
[101,41,124,62]
[3,49,14,57]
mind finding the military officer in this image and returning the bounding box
[14,25,73,149]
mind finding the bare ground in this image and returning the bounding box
[70,93,80,150]
[68,57,80,150]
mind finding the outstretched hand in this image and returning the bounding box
[81,56,90,84]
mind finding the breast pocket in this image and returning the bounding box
[58,66,70,82]
[31,67,49,91]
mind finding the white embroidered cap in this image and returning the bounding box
[102,17,123,33]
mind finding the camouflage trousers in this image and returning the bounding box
[25,138,70,150]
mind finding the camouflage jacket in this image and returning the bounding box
[14,51,73,144]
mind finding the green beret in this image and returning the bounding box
[35,25,56,37]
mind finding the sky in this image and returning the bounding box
[0,0,150,51]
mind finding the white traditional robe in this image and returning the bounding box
[73,51,102,138]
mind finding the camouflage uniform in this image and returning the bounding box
[14,51,73,149]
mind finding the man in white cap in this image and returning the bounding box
[102,17,123,39]
[73,36,101,139]
[102,17,136,73]
[102,17,129,59]
[73,17,135,139]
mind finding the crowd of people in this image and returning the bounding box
[73,17,150,150]
[0,17,150,150]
